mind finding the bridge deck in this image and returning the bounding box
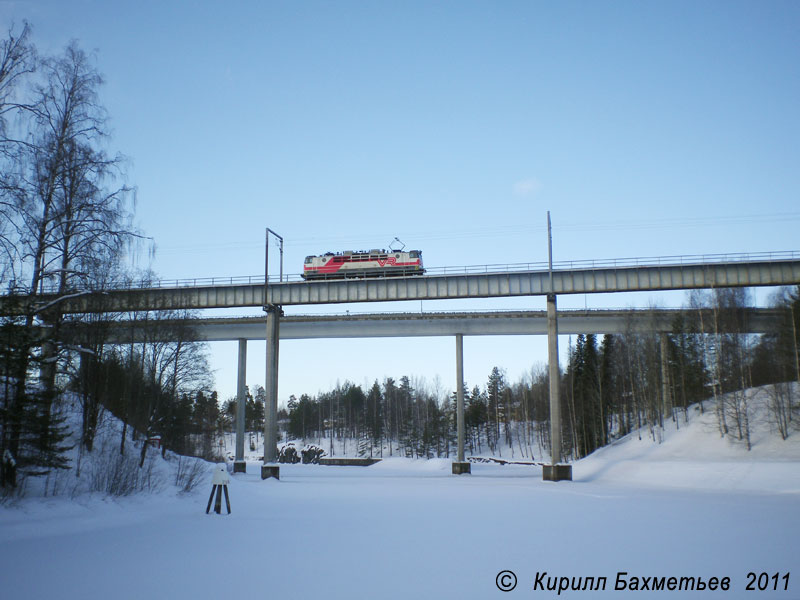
[70,308,781,343]
[1,258,799,315]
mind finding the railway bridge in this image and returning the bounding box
[2,253,798,314]
[2,251,799,480]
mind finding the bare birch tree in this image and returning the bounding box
[2,37,136,487]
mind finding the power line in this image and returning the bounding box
[151,212,800,255]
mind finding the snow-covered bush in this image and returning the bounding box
[278,443,300,463]
[301,444,326,464]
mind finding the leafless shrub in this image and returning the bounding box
[88,443,163,496]
[175,456,207,493]
[767,383,792,440]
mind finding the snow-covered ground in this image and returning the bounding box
[1,389,798,599]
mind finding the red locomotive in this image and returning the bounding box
[302,249,424,279]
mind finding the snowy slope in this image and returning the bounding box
[580,385,800,494]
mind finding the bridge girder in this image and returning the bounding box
[1,259,798,316]
[53,308,782,344]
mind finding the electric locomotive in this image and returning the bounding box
[302,249,424,279]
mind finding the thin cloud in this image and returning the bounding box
[513,178,542,197]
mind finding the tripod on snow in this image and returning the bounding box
[206,464,231,515]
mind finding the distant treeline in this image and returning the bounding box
[275,286,800,461]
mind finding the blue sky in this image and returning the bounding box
[5,1,799,404]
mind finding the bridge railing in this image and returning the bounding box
[431,250,800,277]
[27,250,800,293]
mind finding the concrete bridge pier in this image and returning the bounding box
[233,338,247,473]
[452,334,470,475]
[543,293,571,481]
[262,306,280,480]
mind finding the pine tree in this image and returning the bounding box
[566,334,603,458]
[367,381,383,457]
[466,385,487,454]
[668,313,708,422]
[486,367,506,455]
[383,377,397,456]
[397,376,415,456]
[598,334,616,445]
